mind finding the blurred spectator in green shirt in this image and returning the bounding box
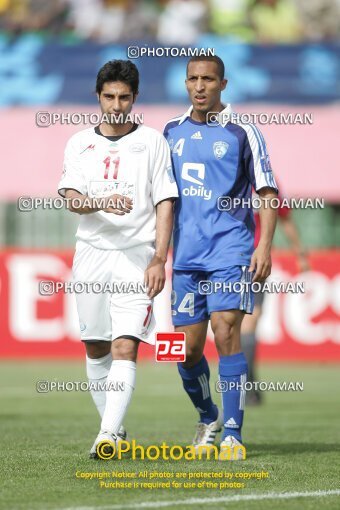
[249,0,302,43]
[209,0,254,41]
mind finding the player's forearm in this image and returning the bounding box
[257,188,278,250]
[64,190,101,215]
[154,199,175,262]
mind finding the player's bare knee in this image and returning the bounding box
[213,323,233,350]
[211,316,242,355]
[111,337,139,361]
[85,341,111,359]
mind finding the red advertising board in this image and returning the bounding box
[0,249,339,361]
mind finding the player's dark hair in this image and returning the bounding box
[96,60,139,96]
[186,55,225,80]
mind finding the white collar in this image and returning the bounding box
[178,103,234,127]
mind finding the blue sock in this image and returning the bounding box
[178,356,218,424]
[219,352,248,442]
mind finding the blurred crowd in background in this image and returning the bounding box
[0,0,339,43]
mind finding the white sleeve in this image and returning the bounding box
[243,124,278,193]
[58,136,87,197]
[151,134,179,206]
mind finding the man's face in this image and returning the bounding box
[185,61,227,115]
[97,81,136,122]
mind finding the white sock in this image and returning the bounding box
[100,360,136,435]
[86,353,112,418]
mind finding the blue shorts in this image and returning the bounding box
[172,266,254,326]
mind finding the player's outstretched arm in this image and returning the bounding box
[144,199,174,299]
[64,189,133,216]
[249,187,278,282]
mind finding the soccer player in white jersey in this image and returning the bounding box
[58,60,178,458]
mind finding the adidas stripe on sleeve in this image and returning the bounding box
[242,123,278,193]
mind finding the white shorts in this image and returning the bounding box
[72,240,156,344]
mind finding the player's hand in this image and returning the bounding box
[102,194,133,215]
[144,255,166,298]
[249,244,272,283]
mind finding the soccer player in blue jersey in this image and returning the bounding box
[164,55,278,459]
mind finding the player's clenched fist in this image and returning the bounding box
[102,194,133,215]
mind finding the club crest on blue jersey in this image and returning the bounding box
[213,141,229,160]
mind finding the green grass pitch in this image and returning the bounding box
[1,361,339,510]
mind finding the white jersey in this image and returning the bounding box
[58,124,178,250]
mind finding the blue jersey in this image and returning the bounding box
[164,105,278,271]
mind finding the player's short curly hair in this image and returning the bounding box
[96,60,139,96]
[186,55,225,80]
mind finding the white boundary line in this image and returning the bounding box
[59,489,340,510]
